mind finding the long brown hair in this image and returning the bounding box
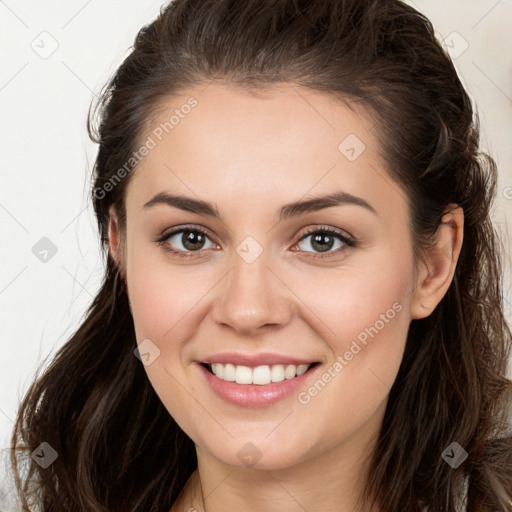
[10,0,512,510]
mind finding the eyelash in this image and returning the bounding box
[154,224,356,260]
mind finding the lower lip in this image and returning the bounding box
[196,363,321,407]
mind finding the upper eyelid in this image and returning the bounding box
[298,225,353,240]
[161,224,217,242]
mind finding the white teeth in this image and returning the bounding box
[209,363,312,384]
[285,364,297,379]
[214,363,224,379]
[223,363,236,381]
[271,364,285,382]
[235,365,253,384]
[296,364,309,376]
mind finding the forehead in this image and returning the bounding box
[125,82,406,222]
[142,81,379,161]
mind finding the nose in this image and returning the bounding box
[211,250,295,336]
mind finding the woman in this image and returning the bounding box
[10,0,512,510]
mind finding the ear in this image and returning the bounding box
[108,205,126,279]
[411,204,464,320]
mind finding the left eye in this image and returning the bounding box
[294,228,354,254]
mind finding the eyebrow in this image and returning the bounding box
[142,190,377,221]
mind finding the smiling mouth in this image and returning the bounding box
[200,362,320,385]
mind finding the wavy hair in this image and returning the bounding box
[9,0,512,510]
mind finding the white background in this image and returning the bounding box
[1,1,511,509]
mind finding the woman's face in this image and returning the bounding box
[118,82,422,470]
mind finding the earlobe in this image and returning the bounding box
[410,204,464,320]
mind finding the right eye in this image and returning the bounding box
[155,225,219,258]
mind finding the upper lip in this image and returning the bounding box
[200,352,318,367]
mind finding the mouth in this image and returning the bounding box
[200,361,321,385]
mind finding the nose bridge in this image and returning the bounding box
[212,236,292,334]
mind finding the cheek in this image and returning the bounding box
[124,230,200,342]
[290,246,414,398]
[281,258,413,454]
[126,261,173,341]
[322,266,411,358]
[124,247,208,435]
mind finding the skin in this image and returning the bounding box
[108,81,464,512]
